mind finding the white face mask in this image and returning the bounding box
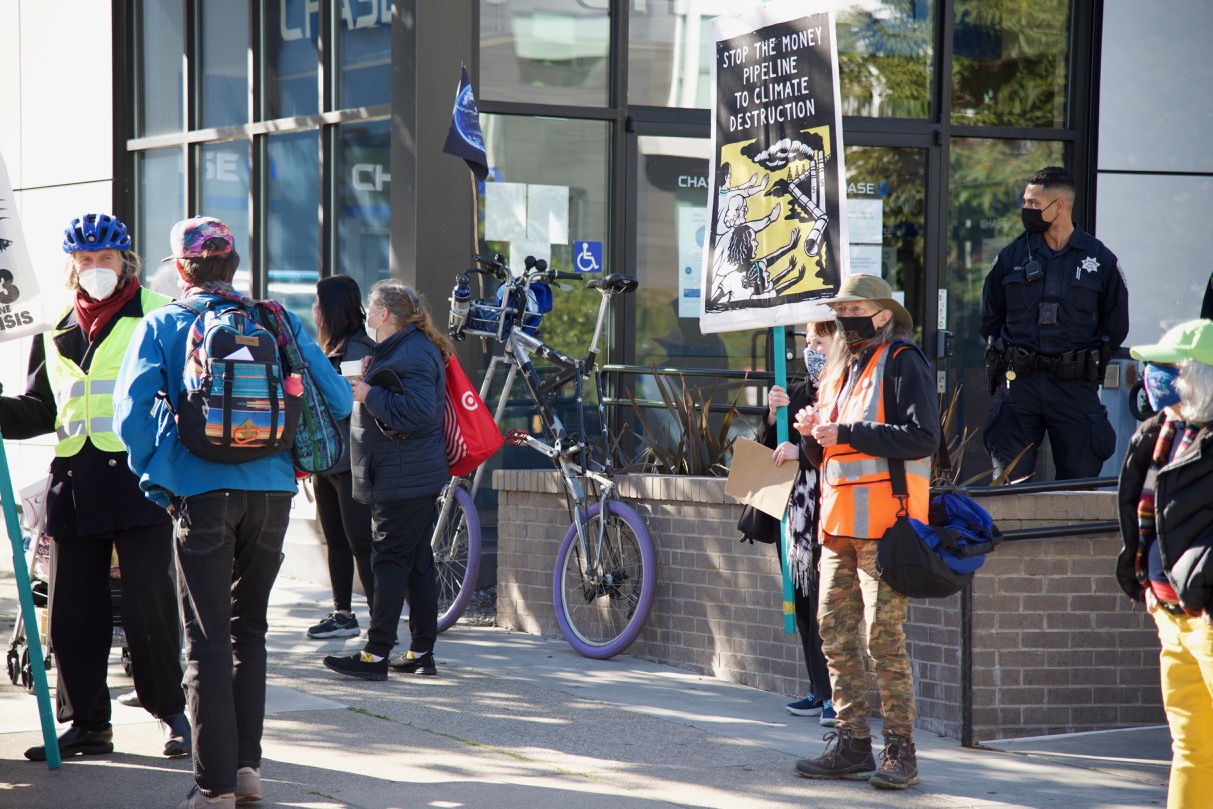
[77,267,119,301]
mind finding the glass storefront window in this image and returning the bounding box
[634,136,721,370]
[951,1,1070,127]
[480,114,610,362]
[480,0,610,106]
[135,148,185,291]
[199,140,251,292]
[336,0,392,109]
[135,0,184,137]
[836,2,934,118]
[263,0,320,119]
[843,144,927,340]
[627,1,933,118]
[335,120,391,295]
[199,0,250,129]
[265,131,320,325]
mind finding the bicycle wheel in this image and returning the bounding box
[553,500,656,659]
[433,485,482,634]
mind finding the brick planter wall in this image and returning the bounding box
[494,471,1163,741]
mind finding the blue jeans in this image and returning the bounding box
[174,490,291,795]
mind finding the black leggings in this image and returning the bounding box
[313,470,375,613]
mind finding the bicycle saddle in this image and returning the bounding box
[588,274,638,295]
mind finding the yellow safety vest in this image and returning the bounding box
[820,342,931,540]
[45,287,171,456]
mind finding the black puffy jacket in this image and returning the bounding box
[350,324,448,503]
[1117,411,1213,611]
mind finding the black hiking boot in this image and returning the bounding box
[793,729,877,780]
[870,733,920,789]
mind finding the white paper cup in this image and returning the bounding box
[340,360,363,381]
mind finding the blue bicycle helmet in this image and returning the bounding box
[62,213,132,253]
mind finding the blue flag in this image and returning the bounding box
[443,64,488,183]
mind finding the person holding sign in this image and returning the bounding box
[790,275,939,790]
[3,213,190,762]
[759,321,837,724]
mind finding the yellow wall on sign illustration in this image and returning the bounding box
[716,124,833,301]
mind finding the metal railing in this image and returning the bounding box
[959,476,1118,542]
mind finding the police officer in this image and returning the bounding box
[980,166,1129,480]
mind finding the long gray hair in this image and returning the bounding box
[817,305,913,397]
[1179,359,1213,424]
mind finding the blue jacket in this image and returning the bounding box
[113,295,353,508]
[351,323,448,503]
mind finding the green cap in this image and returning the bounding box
[1130,319,1213,365]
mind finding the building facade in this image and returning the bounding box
[3,0,1213,490]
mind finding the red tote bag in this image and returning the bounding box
[443,355,504,476]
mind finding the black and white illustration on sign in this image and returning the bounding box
[701,2,847,334]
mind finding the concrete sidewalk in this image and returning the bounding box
[0,574,1170,808]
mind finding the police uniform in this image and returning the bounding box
[980,225,1129,479]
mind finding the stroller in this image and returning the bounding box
[6,478,129,693]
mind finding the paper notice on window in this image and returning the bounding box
[526,184,569,245]
[485,182,528,243]
[724,436,798,519]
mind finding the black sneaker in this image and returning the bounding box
[24,725,114,761]
[160,713,192,757]
[307,612,360,639]
[388,650,437,675]
[323,652,388,681]
[793,730,876,780]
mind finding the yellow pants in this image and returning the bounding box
[1155,608,1213,809]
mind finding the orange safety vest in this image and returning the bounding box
[819,342,931,540]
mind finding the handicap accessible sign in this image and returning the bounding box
[573,240,603,273]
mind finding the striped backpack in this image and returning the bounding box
[173,299,300,463]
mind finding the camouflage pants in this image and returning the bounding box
[817,536,915,737]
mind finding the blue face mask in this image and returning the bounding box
[803,348,827,382]
[1143,363,1182,411]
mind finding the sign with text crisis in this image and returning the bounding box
[0,153,50,342]
[700,1,848,334]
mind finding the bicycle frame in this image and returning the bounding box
[454,283,619,564]
[437,255,652,656]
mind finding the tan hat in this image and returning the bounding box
[826,274,913,331]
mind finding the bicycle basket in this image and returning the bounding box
[465,284,549,339]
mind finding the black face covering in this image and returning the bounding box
[836,315,877,345]
[1021,199,1057,235]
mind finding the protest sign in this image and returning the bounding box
[0,154,51,342]
[701,2,847,333]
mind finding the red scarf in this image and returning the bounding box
[74,277,141,341]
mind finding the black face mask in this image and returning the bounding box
[1021,200,1057,235]
[836,315,877,345]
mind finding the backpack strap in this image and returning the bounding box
[882,338,950,475]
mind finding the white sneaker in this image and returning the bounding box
[177,785,235,809]
[236,767,262,803]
